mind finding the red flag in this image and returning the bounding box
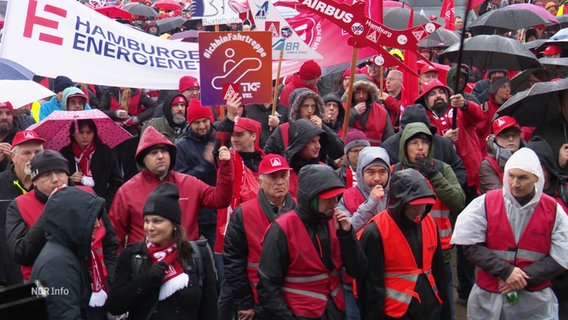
[402,9,419,108]
[467,0,485,10]
[364,0,383,24]
[440,0,455,30]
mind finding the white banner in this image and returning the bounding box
[189,0,242,26]
[248,0,322,60]
[0,0,199,90]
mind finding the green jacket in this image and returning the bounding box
[396,122,465,215]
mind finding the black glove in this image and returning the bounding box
[145,261,168,286]
[415,156,441,178]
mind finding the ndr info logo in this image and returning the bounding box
[31,286,70,296]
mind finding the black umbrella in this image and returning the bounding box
[509,68,550,94]
[494,78,568,127]
[156,17,187,33]
[440,34,541,70]
[468,5,557,34]
[383,7,429,30]
[539,57,568,78]
[419,29,460,48]
[524,39,547,52]
[123,3,158,18]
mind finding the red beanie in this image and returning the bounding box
[298,60,322,80]
[0,101,14,116]
[186,98,213,124]
[342,67,361,80]
[179,76,200,93]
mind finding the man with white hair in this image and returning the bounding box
[451,148,568,319]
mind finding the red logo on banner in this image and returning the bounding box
[24,0,67,45]
[222,83,240,99]
[266,21,280,37]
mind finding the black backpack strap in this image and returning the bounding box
[190,240,206,288]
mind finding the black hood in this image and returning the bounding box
[42,187,105,260]
[322,92,345,121]
[388,169,436,220]
[400,104,437,135]
[285,119,327,164]
[527,136,564,183]
[296,164,345,225]
[162,93,188,129]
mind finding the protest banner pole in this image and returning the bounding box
[271,50,284,116]
[452,0,472,129]
[341,47,359,139]
[379,66,384,95]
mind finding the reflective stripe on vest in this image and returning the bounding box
[277,212,345,318]
[285,271,339,283]
[490,249,547,262]
[430,204,452,250]
[371,211,442,318]
[477,189,556,292]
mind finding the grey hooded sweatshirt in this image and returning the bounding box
[338,146,391,232]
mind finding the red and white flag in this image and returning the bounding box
[440,0,455,30]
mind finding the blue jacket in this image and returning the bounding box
[175,127,218,225]
[39,95,92,120]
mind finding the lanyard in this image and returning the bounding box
[13,179,28,195]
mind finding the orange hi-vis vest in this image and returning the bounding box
[476,189,556,292]
[372,211,442,318]
[392,163,452,250]
[429,199,452,250]
[277,211,345,318]
[240,198,271,304]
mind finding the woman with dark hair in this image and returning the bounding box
[108,183,218,320]
[59,119,122,208]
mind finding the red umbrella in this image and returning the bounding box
[27,110,132,151]
[153,0,182,11]
[94,6,133,23]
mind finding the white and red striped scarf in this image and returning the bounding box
[146,239,189,300]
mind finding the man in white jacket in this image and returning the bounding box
[452,148,568,320]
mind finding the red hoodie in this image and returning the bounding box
[109,126,234,251]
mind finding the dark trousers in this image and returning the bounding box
[456,186,479,300]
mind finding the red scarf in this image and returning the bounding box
[88,219,108,307]
[147,239,189,300]
[72,141,95,177]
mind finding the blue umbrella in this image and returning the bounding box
[551,27,568,41]
[0,58,54,108]
[0,58,35,80]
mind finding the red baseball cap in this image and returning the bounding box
[233,117,261,134]
[420,64,439,75]
[258,154,291,175]
[318,187,346,199]
[11,130,45,150]
[541,44,561,56]
[0,101,14,115]
[408,197,436,205]
[492,116,521,136]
